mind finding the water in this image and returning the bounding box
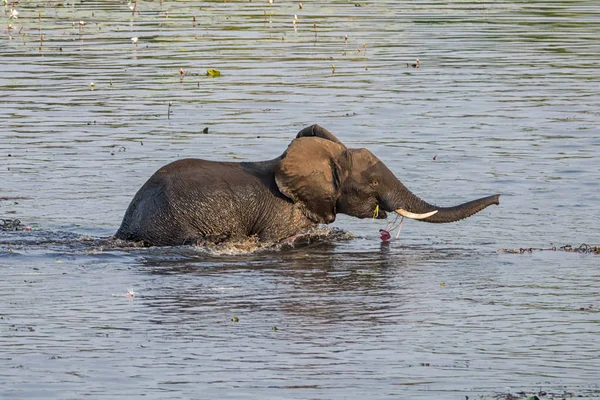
[1,1,599,398]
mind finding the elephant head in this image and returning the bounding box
[274,124,499,224]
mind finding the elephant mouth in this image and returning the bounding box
[394,208,438,220]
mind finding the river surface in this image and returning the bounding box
[1,1,599,399]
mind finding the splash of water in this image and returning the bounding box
[0,226,353,257]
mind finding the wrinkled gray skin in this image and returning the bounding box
[115,125,500,246]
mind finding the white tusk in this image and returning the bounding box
[394,208,438,220]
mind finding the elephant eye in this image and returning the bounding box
[371,179,379,187]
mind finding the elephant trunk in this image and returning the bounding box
[385,179,500,223]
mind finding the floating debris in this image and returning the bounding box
[1,219,31,231]
[124,288,135,298]
[128,1,138,15]
[407,58,420,68]
[483,388,596,399]
[180,69,205,79]
[498,244,600,254]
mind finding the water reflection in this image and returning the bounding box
[136,240,482,328]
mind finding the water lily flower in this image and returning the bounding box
[10,9,18,19]
[131,37,138,44]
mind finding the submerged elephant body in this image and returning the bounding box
[116,125,499,246]
[115,159,313,245]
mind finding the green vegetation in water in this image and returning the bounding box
[542,47,568,54]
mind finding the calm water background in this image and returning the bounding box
[1,1,599,399]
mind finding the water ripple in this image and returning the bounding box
[2,1,600,399]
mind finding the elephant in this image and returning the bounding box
[115,124,500,246]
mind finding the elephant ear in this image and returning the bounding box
[275,137,348,224]
[296,124,346,147]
